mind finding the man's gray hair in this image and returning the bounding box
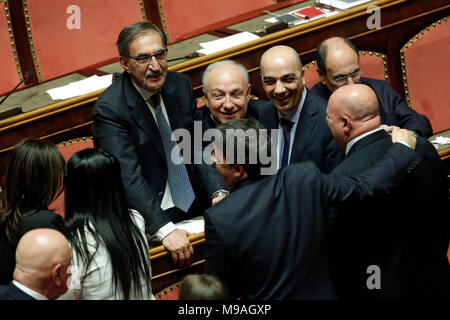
[202,60,249,92]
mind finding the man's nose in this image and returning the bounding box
[274,80,286,94]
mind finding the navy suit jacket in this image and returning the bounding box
[252,90,344,173]
[0,283,35,300]
[93,71,210,234]
[205,143,421,300]
[310,77,433,137]
[329,130,450,299]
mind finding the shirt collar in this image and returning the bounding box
[345,127,384,155]
[277,88,307,124]
[12,280,48,300]
[132,81,158,103]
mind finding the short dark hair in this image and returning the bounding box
[0,138,65,244]
[215,119,272,179]
[316,37,359,73]
[179,274,230,300]
[116,21,167,57]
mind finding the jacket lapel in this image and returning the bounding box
[289,91,317,162]
[123,73,165,161]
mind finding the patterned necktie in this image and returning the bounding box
[151,93,195,213]
[279,117,294,169]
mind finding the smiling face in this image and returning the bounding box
[204,63,251,124]
[119,30,168,93]
[260,46,305,117]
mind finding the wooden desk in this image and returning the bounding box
[149,232,205,294]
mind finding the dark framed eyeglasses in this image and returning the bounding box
[332,69,362,84]
[127,48,168,65]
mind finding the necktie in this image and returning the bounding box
[151,93,195,213]
[279,117,294,169]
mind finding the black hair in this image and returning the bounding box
[64,148,151,299]
[215,119,272,179]
[0,138,65,244]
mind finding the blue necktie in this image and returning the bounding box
[280,117,294,169]
[151,93,195,213]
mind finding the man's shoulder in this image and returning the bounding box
[361,77,392,91]
[165,70,191,85]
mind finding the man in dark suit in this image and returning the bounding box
[205,118,419,299]
[311,36,432,137]
[256,45,343,173]
[326,84,449,299]
[93,22,211,266]
[0,229,72,300]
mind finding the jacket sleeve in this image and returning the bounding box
[92,99,171,234]
[323,143,421,205]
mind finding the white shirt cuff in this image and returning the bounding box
[155,222,177,241]
[396,141,411,149]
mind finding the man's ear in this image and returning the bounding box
[232,164,245,181]
[246,83,252,98]
[341,115,352,135]
[317,67,327,85]
[119,56,130,73]
[52,264,63,286]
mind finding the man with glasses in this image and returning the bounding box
[310,36,432,137]
[93,22,211,266]
[255,45,343,173]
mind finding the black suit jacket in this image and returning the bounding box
[310,77,433,137]
[0,283,35,300]
[0,210,64,285]
[93,71,210,234]
[205,143,421,300]
[329,130,450,299]
[252,90,344,173]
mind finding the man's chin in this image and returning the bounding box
[143,77,165,92]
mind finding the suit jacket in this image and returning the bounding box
[0,210,64,285]
[310,77,433,137]
[252,90,344,173]
[329,130,450,299]
[93,71,210,234]
[205,143,420,300]
[0,283,35,300]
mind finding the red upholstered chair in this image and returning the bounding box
[303,50,389,89]
[49,137,94,217]
[155,282,181,300]
[157,0,278,43]
[22,0,146,82]
[0,1,23,96]
[400,16,450,134]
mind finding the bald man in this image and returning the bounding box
[311,36,432,137]
[254,45,343,173]
[326,84,450,300]
[0,229,72,300]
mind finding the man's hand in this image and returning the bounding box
[162,229,194,266]
[212,194,227,205]
[391,127,417,150]
[380,124,397,134]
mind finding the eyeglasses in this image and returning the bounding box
[332,69,362,84]
[127,48,168,65]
